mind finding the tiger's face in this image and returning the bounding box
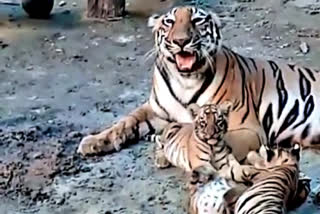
[189,101,232,142]
[148,6,222,74]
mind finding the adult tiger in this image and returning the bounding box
[77,6,320,161]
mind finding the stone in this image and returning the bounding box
[299,41,309,54]
[22,0,54,19]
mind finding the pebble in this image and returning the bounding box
[56,197,65,205]
[67,131,82,138]
[244,27,251,32]
[299,42,309,54]
[55,48,64,54]
[59,1,67,7]
[279,43,290,49]
[261,35,272,40]
[57,35,66,41]
[26,66,34,71]
[33,152,43,159]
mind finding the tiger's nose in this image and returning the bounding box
[173,37,191,47]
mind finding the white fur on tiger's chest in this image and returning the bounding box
[152,67,199,123]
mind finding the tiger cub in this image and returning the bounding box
[149,101,260,184]
[188,143,311,214]
[232,143,310,214]
[188,165,246,214]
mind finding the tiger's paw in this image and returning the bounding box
[154,150,171,169]
[77,135,115,156]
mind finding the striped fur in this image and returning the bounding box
[188,166,235,214]
[78,6,320,160]
[148,103,261,185]
[234,143,308,214]
[188,144,311,214]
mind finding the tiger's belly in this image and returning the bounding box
[190,177,232,214]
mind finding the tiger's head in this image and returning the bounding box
[264,143,301,166]
[188,101,232,142]
[148,6,222,74]
[252,142,301,169]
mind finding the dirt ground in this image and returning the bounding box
[0,0,320,213]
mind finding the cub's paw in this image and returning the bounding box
[155,155,171,169]
[154,150,171,169]
[77,135,113,156]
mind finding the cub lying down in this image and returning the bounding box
[188,143,311,214]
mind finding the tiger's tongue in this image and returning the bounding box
[175,53,196,71]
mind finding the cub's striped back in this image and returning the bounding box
[234,143,309,214]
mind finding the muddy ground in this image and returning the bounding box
[0,0,320,213]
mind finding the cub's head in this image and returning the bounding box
[188,101,232,142]
[264,143,301,167]
[252,142,301,169]
[148,6,222,73]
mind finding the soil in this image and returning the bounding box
[0,0,320,213]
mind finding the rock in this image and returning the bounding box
[56,197,65,205]
[55,48,64,54]
[244,27,251,32]
[57,35,66,41]
[67,131,83,138]
[58,1,66,7]
[22,0,54,19]
[261,35,272,40]
[26,66,34,71]
[32,152,43,159]
[279,43,290,49]
[299,41,309,54]
[0,42,9,49]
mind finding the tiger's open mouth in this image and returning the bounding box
[175,51,197,72]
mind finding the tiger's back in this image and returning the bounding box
[234,143,303,214]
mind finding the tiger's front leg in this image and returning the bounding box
[77,102,168,156]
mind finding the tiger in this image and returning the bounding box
[149,101,261,185]
[230,143,310,214]
[188,165,247,214]
[188,143,311,214]
[77,6,320,163]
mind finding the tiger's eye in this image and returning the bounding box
[164,18,174,26]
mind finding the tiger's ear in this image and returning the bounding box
[148,14,164,31]
[220,100,233,116]
[187,103,201,119]
[291,142,301,161]
[209,11,221,28]
[265,146,275,162]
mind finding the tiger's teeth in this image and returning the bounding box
[175,53,196,71]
